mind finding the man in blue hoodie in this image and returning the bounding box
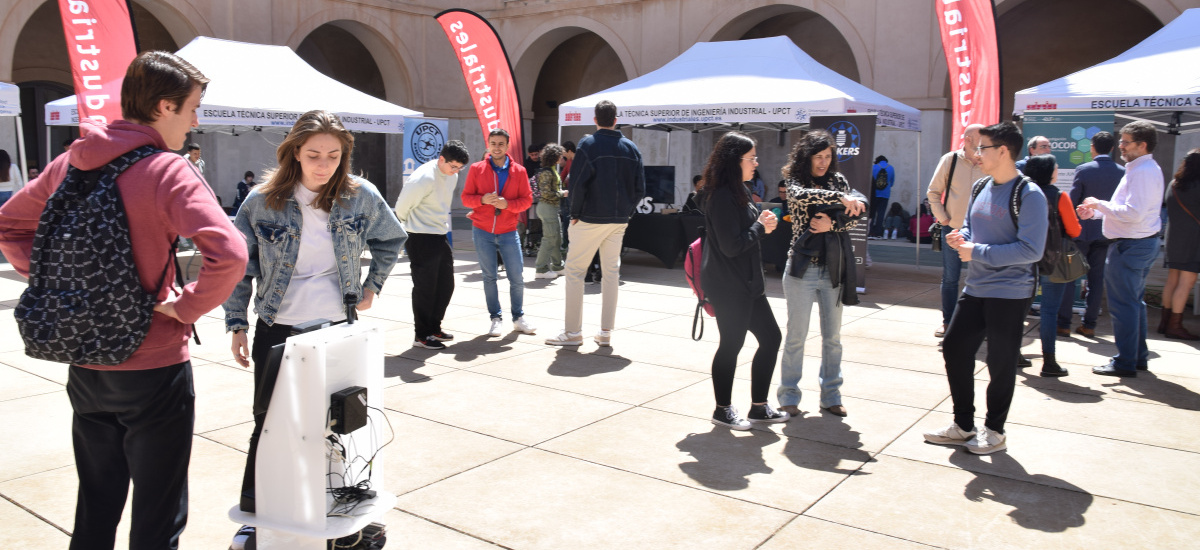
[868,155,894,238]
[923,122,1047,455]
[546,100,645,347]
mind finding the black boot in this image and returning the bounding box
[1040,355,1068,377]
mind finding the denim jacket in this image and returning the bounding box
[223,177,407,331]
[568,128,645,224]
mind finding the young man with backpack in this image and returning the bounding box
[0,51,247,549]
[868,155,894,239]
[923,122,1047,455]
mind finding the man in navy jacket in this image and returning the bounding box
[1058,132,1124,337]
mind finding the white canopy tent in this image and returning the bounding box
[558,36,921,132]
[45,36,422,134]
[1013,8,1200,134]
[1,81,28,189]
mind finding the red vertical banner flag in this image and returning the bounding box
[937,0,1000,149]
[435,9,525,167]
[58,0,139,129]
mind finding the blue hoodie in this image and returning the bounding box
[959,175,1048,300]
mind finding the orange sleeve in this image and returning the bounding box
[1058,193,1081,238]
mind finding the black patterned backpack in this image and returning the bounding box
[16,145,170,365]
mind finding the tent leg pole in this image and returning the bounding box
[15,116,27,185]
[915,134,921,270]
[557,125,562,145]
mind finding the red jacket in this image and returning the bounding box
[461,155,532,234]
[0,119,248,371]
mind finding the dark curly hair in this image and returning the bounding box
[1174,148,1200,191]
[783,129,839,185]
[1023,154,1057,188]
[700,132,756,208]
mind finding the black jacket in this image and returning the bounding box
[568,128,645,223]
[789,203,862,306]
[700,185,766,301]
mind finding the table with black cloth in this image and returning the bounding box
[622,213,685,268]
[761,220,793,273]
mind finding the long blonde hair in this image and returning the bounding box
[259,110,358,211]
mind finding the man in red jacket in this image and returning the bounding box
[461,128,537,337]
[0,51,247,549]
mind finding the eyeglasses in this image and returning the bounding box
[1118,140,1140,146]
[742,156,758,163]
[975,144,1002,153]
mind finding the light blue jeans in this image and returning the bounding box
[778,260,844,408]
[472,226,525,320]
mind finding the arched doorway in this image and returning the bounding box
[997,0,1161,121]
[296,22,392,198]
[11,0,178,169]
[529,31,627,148]
[709,5,861,83]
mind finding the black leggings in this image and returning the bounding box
[239,318,293,509]
[709,293,781,406]
[942,293,1030,434]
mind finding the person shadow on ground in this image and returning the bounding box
[949,451,1093,533]
[675,428,780,491]
[781,411,875,476]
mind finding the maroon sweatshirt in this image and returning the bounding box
[0,119,248,371]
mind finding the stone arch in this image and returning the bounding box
[284,9,417,108]
[695,1,870,87]
[510,16,639,117]
[994,0,1178,24]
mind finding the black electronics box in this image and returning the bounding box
[330,386,368,435]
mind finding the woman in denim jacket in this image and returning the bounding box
[221,110,406,526]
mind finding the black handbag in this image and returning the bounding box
[1048,239,1089,283]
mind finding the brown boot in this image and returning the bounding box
[1157,310,1170,334]
[1164,312,1200,341]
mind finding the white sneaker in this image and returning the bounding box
[594,330,611,347]
[513,317,537,334]
[487,318,504,337]
[535,271,559,279]
[923,422,976,445]
[545,331,583,346]
[965,426,1007,454]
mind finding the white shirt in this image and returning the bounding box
[0,164,23,193]
[394,159,457,234]
[274,185,348,325]
[1094,153,1164,239]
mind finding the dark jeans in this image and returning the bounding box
[67,362,194,550]
[709,293,781,406]
[1057,238,1110,329]
[942,294,1030,434]
[406,233,456,339]
[868,197,889,237]
[239,319,292,511]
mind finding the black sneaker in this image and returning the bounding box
[414,336,446,350]
[1017,355,1032,368]
[431,331,455,342]
[711,405,751,430]
[229,525,255,550]
[747,403,791,423]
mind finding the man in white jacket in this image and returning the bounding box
[395,140,469,350]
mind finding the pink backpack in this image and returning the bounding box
[684,234,714,341]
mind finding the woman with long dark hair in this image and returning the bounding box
[221,110,406,539]
[777,130,866,418]
[534,142,567,278]
[0,149,24,205]
[1024,154,1081,376]
[699,131,788,429]
[1161,148,1200,340]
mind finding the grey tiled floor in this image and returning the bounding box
[2,230,1198,549]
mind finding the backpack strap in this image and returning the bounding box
[941,153,958,207]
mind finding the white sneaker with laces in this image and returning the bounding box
[513,317,537,334]
[594,330,611,347]
[487,318,504,337]
[923,422,977,445]
[965,426,1007,454]
[535,271,559,279]
[545,331,583,346]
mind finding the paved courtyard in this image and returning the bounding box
[2,233,1198,549]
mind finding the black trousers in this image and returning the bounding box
[406,233,456,339]
[709,293,781,406]
[66,361,194,550]
[942,293,1030,434]
[239,319,292,511]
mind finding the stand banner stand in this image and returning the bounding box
[228,322,394,549]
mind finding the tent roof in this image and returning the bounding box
[1013,8,1200,133]
[0,82,20,117]
[558,36,920,131]
[46,37,421,133]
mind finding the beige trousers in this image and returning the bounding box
[564,221,627,333]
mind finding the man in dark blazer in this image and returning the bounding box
[1059,131,1124,337]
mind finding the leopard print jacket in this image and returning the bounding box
[785,171,862,245]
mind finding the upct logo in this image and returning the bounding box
[827,120,861,162]
[410,122,445,163]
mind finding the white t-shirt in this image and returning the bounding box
[274,185,348,325]
[0,164,23,193]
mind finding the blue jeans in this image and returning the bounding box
[0,190,11,205]
[1058,239,1110,329]
[472,226,525,320]
[778,261,844,408]
[940,229,965,325]
[1039,276,1074,356]
[1105,237,1158,370]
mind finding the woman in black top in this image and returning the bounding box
[700,132,788,429]
[1161,148,1200,340]
[777,130,866,418]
